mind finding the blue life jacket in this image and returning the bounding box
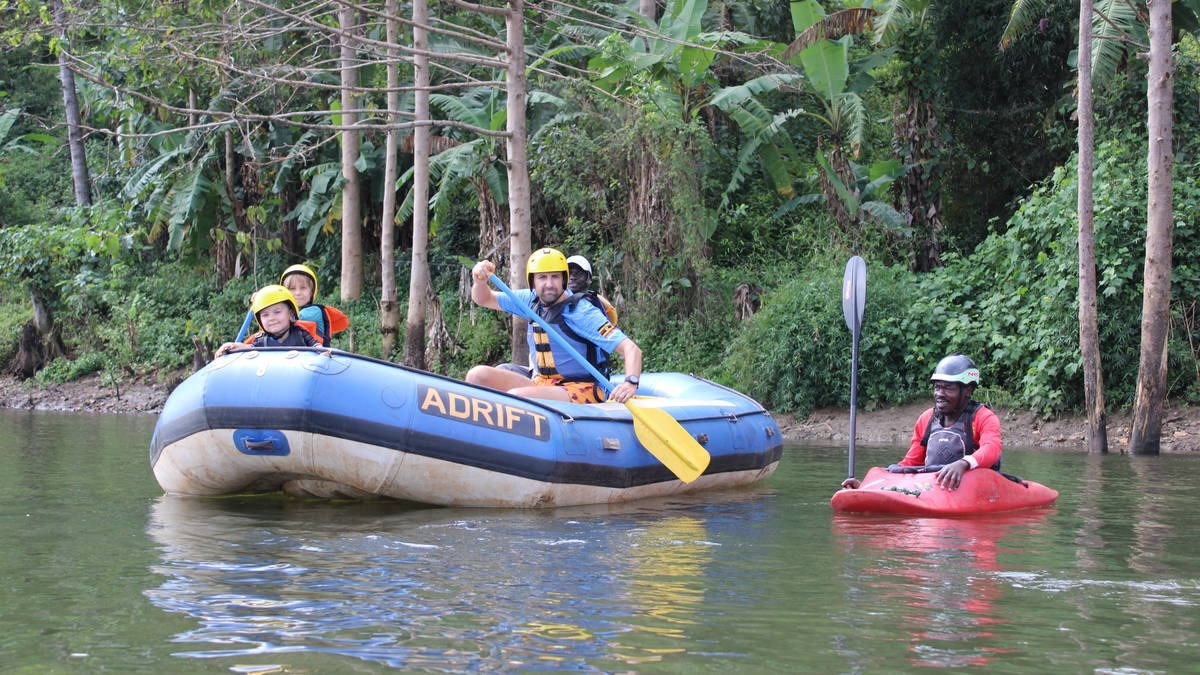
[528,295,611,381]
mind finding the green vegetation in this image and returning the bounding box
[1,1,1198,424]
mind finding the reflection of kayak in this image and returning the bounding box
[830,466,1059,515]
[149,348,782,507]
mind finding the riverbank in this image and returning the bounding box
[4,371,1199,453]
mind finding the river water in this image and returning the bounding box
[1,407,1197,673]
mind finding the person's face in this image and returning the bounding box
[932,380,967,416]
[532,271,565,304]
[283,274,314,307]
[567,266,591,293]
[258,302,294,335]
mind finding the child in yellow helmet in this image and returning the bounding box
[215,285,321,357]
[279,264,350,346]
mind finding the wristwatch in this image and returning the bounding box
[624,375,640,387]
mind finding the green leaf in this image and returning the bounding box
[790,0,826,34]
[800,38,850,101]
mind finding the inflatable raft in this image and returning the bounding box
[149,348,783,507]
[830,465,1059,516]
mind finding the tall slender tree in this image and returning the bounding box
[381,0,403,360]
[340,4,364,301]
[1129,0,1174,455]
[51,0,90,206]
[504,0,532,365]
[404,0,433,368]
[1077,0,1107,454]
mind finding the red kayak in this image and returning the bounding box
[831,465,1059,516]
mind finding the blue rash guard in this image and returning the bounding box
[497,289,627,381]
[298,304,327,341]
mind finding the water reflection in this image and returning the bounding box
[145,494,736,670]
[832,511,1052,668]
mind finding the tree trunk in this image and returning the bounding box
[53,0,91,207]
[505,0,531,366]
[339,5,364,300]
[626,142,672,297]
[1077,0,1107,454]
[8,289,69,378]
[216,128,247,285]
[380,0,402,361]
[1129,0,1174,456]
[896,88,942,272]
[403,0,432,369]
[817,138,858,235]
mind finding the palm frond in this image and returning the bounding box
[286,162,343,249]
[430,91,493,129]
[166,153,218,250]
[0,108,19,146]
[122,147,187,201]
[861,200,908,229]
[1092,0,1144,86]
[829,92,866,156]
[784,8,877,59]
[709,74,806,110]
[718,109,804,211]
[271,129,321,193]
[999,0,1050,51]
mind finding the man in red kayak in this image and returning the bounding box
[842,354,1002,491]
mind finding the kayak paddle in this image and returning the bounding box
[487,272,711,483]
[841,256,867,482]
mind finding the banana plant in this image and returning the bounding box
[0,108,56,155]
[586,0,756,122]
[710,0,894,229]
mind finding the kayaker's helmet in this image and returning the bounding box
[566,255,593,293]
[566,255,592,275]
[526,248,569,287]
[930,354,980,386]
[251,284,300,322]
[280,263,319,299]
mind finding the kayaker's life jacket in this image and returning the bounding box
[529,294,611,381]
[243,320,322,348]
[303,303,350,346]
[919,401,1001,471]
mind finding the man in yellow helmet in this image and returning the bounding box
[467,247,642,404]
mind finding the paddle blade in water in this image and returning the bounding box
[626,400,711,483]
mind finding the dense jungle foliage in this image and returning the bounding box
[0,0,1197,419]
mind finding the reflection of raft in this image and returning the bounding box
[149,348,783,507]
[830,466,1059,516]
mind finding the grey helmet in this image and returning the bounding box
[930,354,980,385]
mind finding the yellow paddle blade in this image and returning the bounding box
[625,399,711,483]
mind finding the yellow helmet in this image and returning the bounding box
[280,263,319,299]
[250,284,299,321]
[526,247,568,285]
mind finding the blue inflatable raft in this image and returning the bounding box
[149,348,783,507]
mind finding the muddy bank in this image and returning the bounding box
[4,371,1199,453]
